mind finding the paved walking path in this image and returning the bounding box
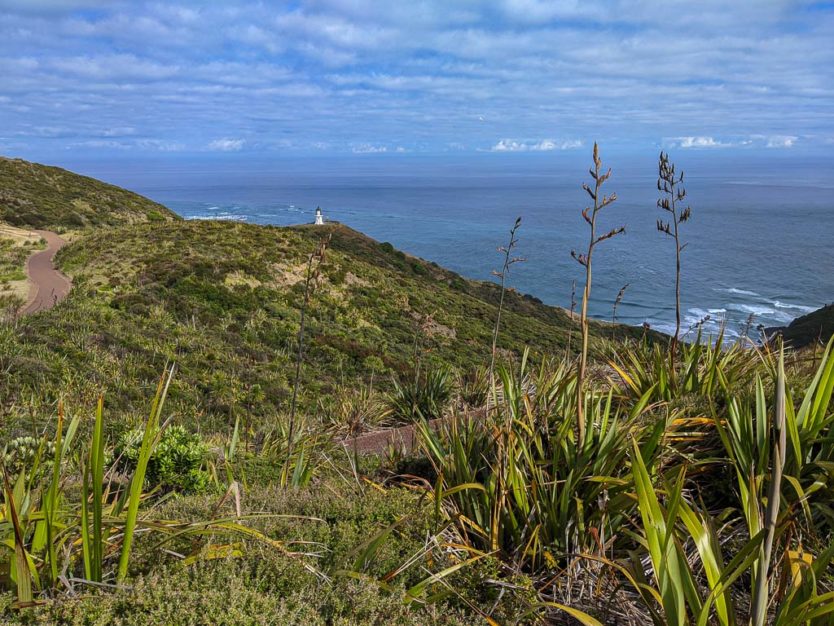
[19,230,71,316]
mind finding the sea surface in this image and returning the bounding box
[65,151,834,339]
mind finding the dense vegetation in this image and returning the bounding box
[3,333,834,624]
[0,157,177,230]
[1,219,645,438]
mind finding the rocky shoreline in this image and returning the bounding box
[766,303,834,347]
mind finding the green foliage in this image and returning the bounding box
[115,424,210,494]
[319,386,392,437]
[0,157,177,230]
[419,342,834,623]
[1,378,329,610]
[1,221,645,439]
[609,329,759,403]
[8,571,473,626]
[422,353,648,571]
[0,238,38,283]
[457,365,490,408]
[2,436,55,484]
[7,155,834,624]
[389,365,453,422]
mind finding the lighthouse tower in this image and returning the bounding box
[314,206,324,225]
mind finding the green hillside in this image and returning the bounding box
[2,219,648,435]
[0,157,178,230]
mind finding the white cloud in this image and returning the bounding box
[673,136,730,149]
[352,143,388,153]
[500,0,605,24]
[68,138,184,151]
[0,0,112,12]
[490,138,582,152]
[534,139,582,151]
[490,140,524,152]
[765,135,797,148]
[99,126,135,137]
[49,54,178,80]
[136,139,184,151]
[0,1,831,154]
[667,135,800,150]
[70,139,130,149]
[208,138,245,151]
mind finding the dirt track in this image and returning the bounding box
[19,230,71,316]
[341,408,487,456]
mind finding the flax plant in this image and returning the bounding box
[286,233,331,484]
[612,282,630,336]
[489,216,524,385]
[656,151,692,364]
[419,352,656,572]
[116,364,175,582]
[566,279,577,360]
[81,396,106,582]
[572,143,624,440]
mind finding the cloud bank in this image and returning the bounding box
[490,139,582,152]
[0,1,831,156]
[208,138,245,151]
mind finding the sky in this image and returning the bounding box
[1,0,833,159]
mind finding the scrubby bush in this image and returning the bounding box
[2,435,55,483]
[115,425,210,494]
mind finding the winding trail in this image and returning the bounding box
[19,230,71,316]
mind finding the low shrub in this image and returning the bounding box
[2,435,55,483]
[114,425,210,494]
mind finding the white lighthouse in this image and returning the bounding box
[314,206,324,225]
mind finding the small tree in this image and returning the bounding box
[656,151,692,363]
[572,143,624,441]
[489,217,524,385]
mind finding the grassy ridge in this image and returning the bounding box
[1,219,649,435]
[0,157,178,230]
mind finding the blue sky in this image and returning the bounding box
[1,0,833,159]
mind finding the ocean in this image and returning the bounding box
[64,150,834,338]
